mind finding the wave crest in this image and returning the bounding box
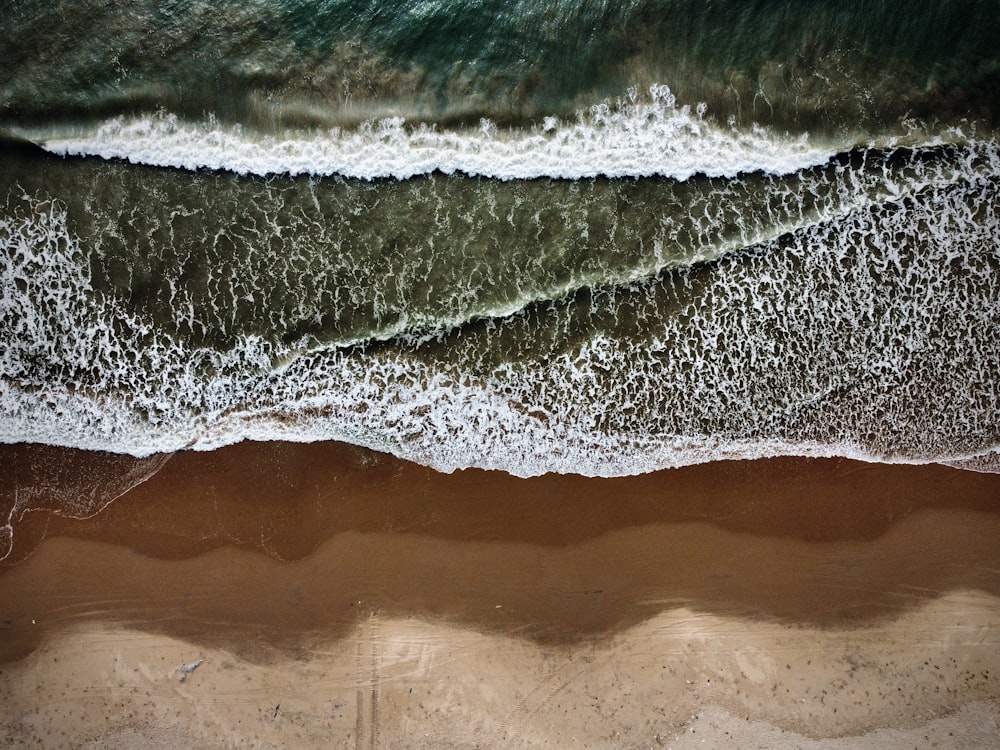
[32,85,835,181]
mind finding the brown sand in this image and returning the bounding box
[2,594,1000,749]
[1,441,1000,747]
[5,441,1000,561]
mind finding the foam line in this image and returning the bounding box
[2,149,998,475]
[36,86,835,181]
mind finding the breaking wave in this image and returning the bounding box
[32,86,839,181]
[2,136,998,475]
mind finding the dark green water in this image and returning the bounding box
[3,0,1000,133]
[1,1,999,476]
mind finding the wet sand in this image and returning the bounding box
[1,441,1000,747]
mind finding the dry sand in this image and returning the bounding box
[2,593,999,749]
[1,442,999,748]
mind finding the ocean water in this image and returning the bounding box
[2,0,999,477]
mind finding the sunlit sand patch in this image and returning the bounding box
[2,591,998,749]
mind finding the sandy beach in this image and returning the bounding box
[2,442,1000,748]
[5,1,1000,744]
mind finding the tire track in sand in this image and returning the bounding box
[354,603,381,750]
[494,658,596,746]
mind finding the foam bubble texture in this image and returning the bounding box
[37,86,835,181]
[2,143,999,476]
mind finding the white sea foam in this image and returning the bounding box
[35,85,836,180]
[2,143,999,477]
[0,448,171,560]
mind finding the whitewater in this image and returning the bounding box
[28,86,840,181]
[2,86,999,476]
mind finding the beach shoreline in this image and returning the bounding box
[5,441,1000,562]
[2,443,999,746]
[4,3,1000,746]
